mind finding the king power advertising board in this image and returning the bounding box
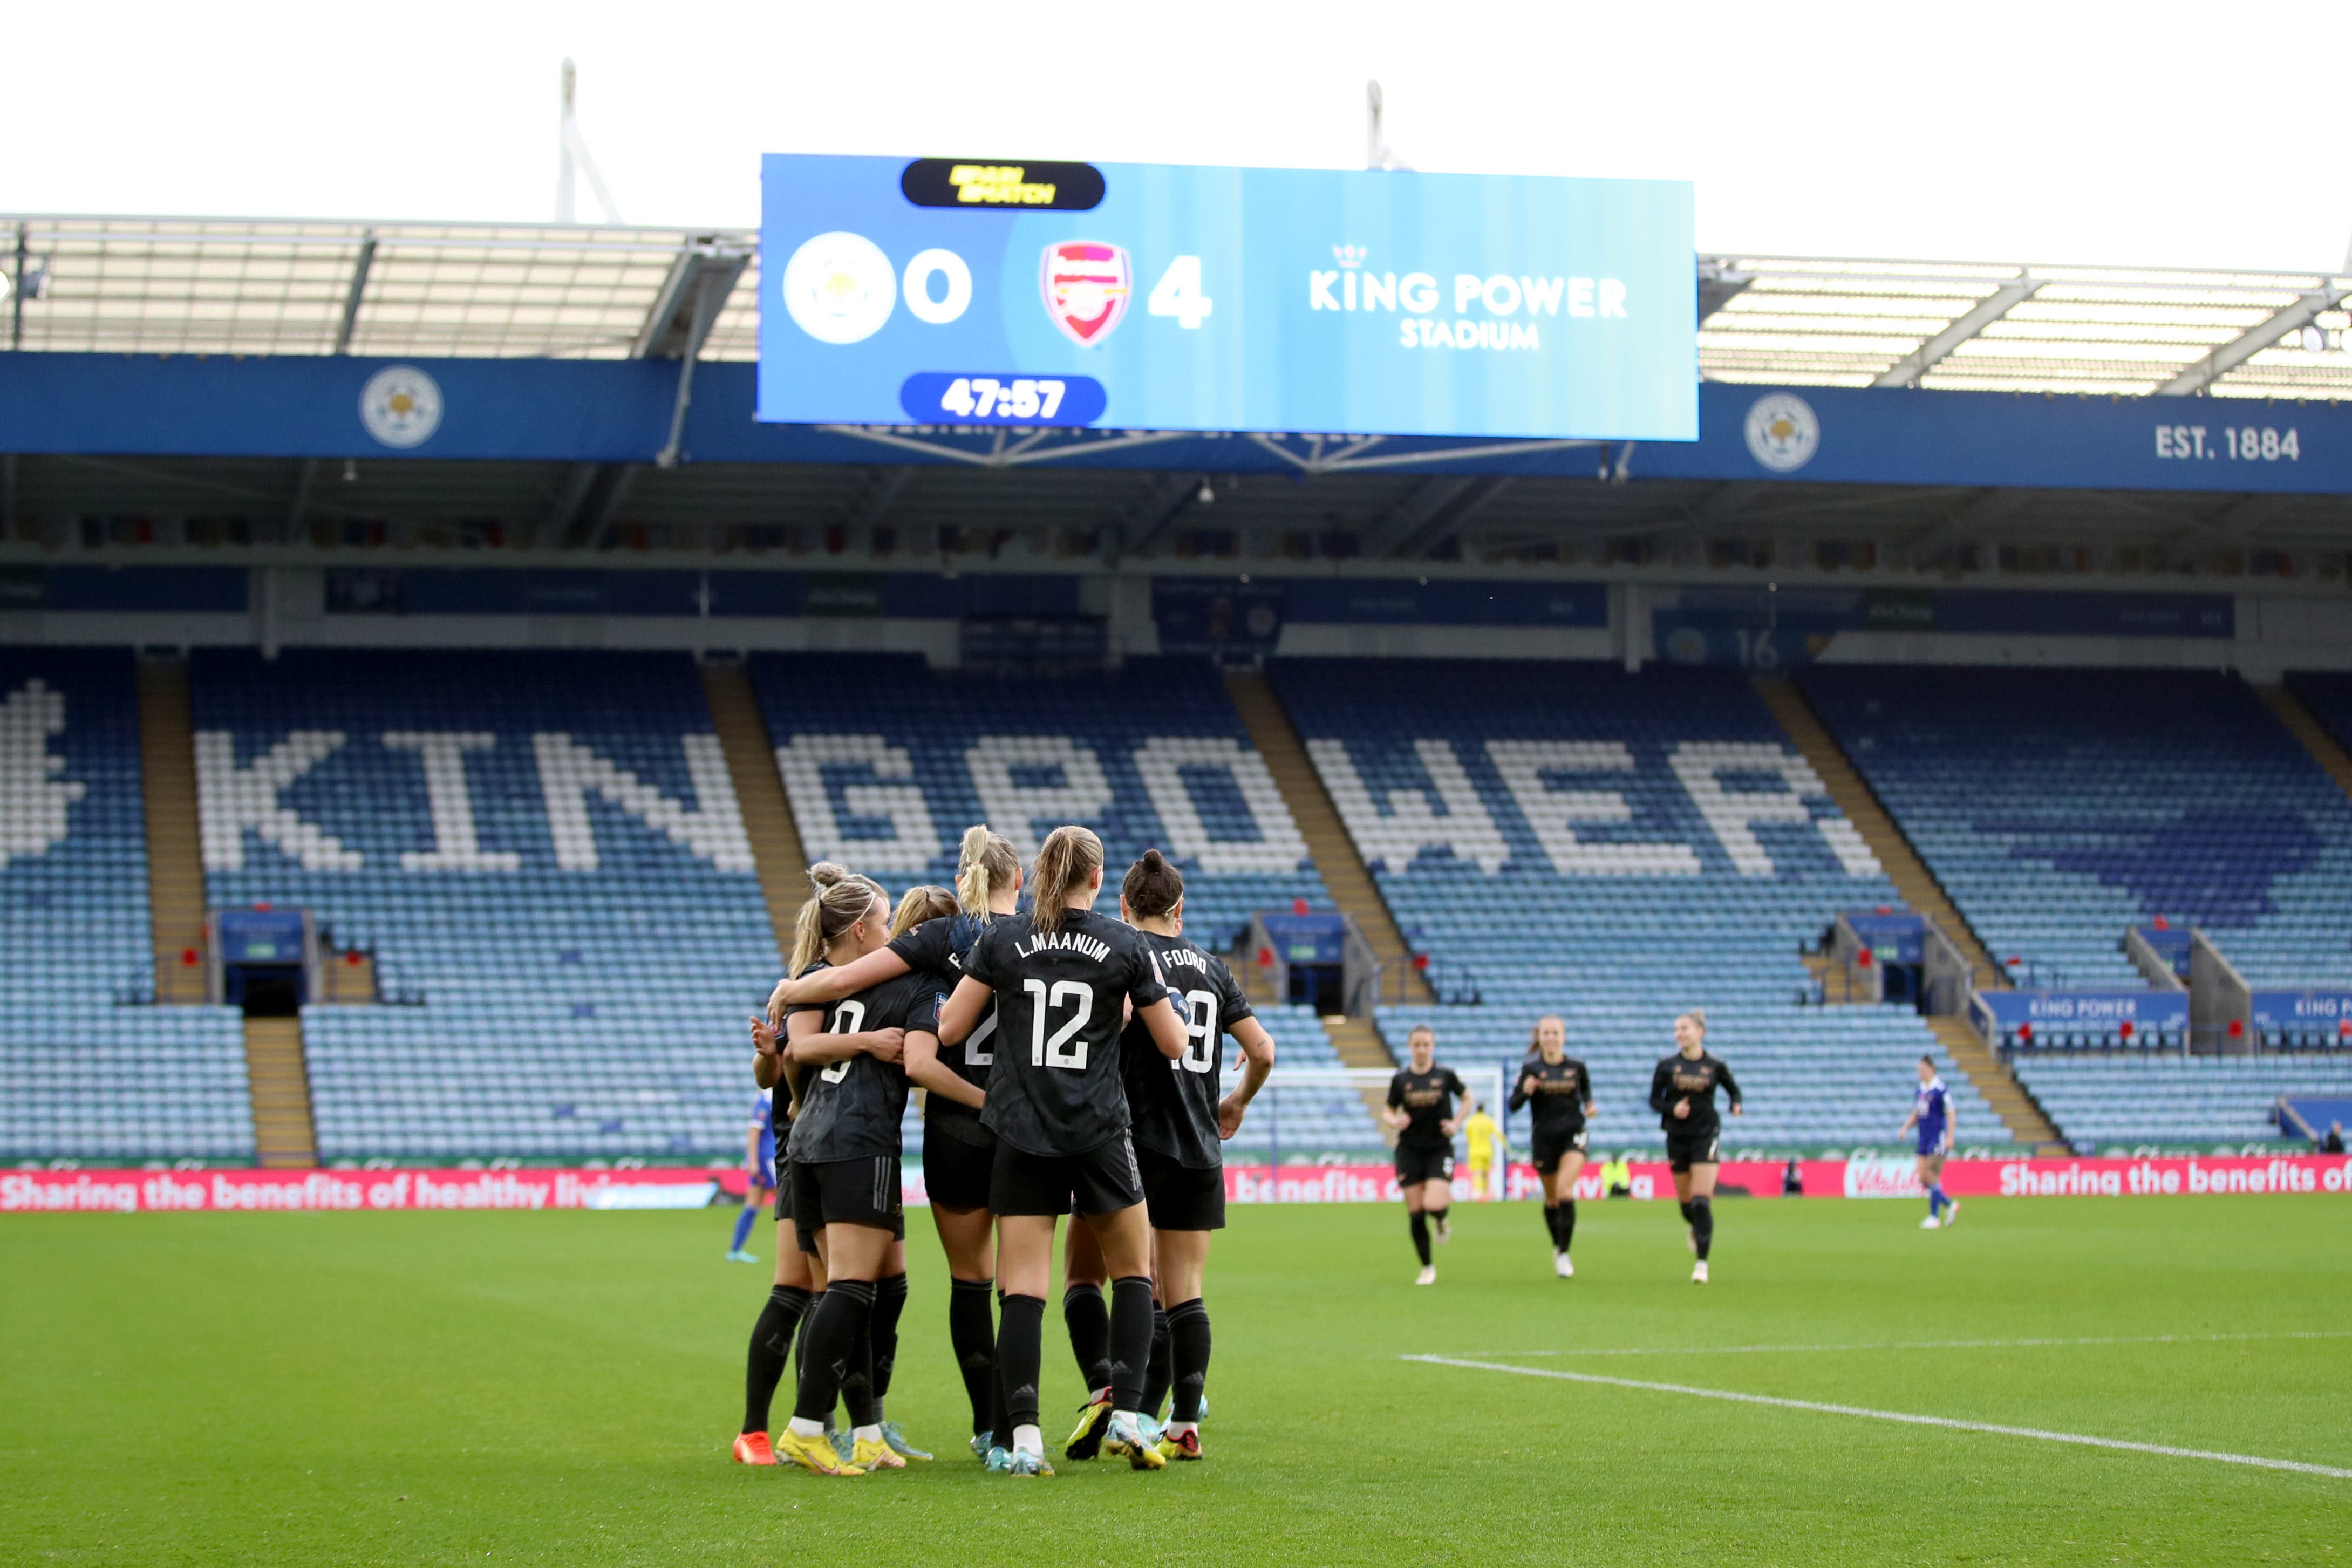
[758,156,1696,440]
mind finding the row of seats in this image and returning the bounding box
[2013,1053,2352,1148]
[1,650,257,1162]
[1269,659,2005,1152]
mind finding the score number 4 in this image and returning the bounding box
[1147,255,1213,329]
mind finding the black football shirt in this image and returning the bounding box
[887,911,999,1146]
[1121,931,1253,1169]
[1388,1065,1468,1148]
[785,970,936,1164]
[965,908,1169,1157]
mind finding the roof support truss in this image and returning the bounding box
[1873,278,2040,387]
[2159,287,2350,396]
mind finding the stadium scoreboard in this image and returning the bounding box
[758,155,1695,441]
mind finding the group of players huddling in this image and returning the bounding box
[725,821,1967,1477]
[731,823,1269,1478]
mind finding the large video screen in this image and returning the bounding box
[757,156,1695,441]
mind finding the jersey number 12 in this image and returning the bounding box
[1022,979,1091,1070]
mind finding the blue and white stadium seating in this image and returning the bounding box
[1,650,252,1162]
[1801,667,2352,990]
[190,650,778,1162]
[750,653,1326,953]
[751,653,1374,1155]
[1271,659,2007,1152]
[2012,1053,2352,1149]
[2287,671,2352,764]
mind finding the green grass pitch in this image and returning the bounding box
[3,1195,2346,1566]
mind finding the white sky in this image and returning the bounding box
[4,0,2345,273]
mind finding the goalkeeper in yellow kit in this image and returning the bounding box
[1462,1105,1501,1200]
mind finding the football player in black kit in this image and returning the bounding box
[770,864,933,1476]
[1648,1008,1742,1284]
[1510,1014,1594,1278]
[1385,1025,1474,1285]
[937,825,1192,1478]
[1062,848,1275,1463]
[768,825,1025,1467]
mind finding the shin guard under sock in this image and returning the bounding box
[1062,1281,1113,1395]
[869,1272,908,1403]
[1108,1274,1155,1413]
[1542,1202,1560,1250]
[1167,1297,1211,1424]
[997,1293,1047,1430]
[1139,1304,1172,1418]
[743,1284,811,1434]
[1409,1210,1431,1266]
[1690,1195,1714,1262]
[949,1277,997,1435]
[1558,1198,1577,1253]
[792,1279,874,1425]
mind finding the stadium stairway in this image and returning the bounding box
[2258,685,2352,805]
[1224,671,1428,1021]
[137,658,210,1004]
[1754,675,2064,1153]
[242,1017,317,1167]
[700,659,808,947]
[1223,669,1405,1130]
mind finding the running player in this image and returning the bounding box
[726,1087,778,1263]
[936,825,1191,1477]
[1648,1009,1741,1284]
[768,826,1023,1465]
[1090,848,1273,1462]
[1384,1025,1471,1285]
[768,863,917,1477]
[1898,1054,1958,1229]
[1509,1014,1593,1277]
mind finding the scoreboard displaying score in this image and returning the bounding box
[757,155,1696,441]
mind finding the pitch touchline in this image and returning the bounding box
[1402,1355,2352,1481]
[1449,1329,2352,1359]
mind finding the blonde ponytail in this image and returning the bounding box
[1029,824,1103,935]
[955,823,1021,919]
[891,883,958,938]
[789,862,885,974]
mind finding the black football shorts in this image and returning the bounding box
[922,1119,997,1212]
[1393,1141,1455,1187]
[990,1134,1145,1218]
[1665,1128,1721,1172]
[1532,1128,1590,1174]
[1136,1144,1225,1231]
[792,1153,905,1242]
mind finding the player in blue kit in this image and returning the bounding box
[727,1088,779,1263]
[1898,1055,1959,1230]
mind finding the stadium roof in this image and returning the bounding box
[4,215,2347,400]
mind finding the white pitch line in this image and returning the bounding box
[1403,1354,2352,1481]
[1446,1328,2352,1360]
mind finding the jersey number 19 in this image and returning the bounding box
[1175,989,1217,1075]
[1022,979,1091,1069]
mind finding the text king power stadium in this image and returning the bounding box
[757,155,1697,441]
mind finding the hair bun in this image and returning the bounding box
[808,861,850,889]
[1142,848,1165,870]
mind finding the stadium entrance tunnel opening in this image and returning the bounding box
[214,906,312,1017]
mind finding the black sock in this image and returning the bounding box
[990,1289,1013,1448]
[949,1277,997,1436]
[843,1304,879,1428]
[794,1290,821,1422]
[1108,1275,1155,1413]
[1167,1297,1211,1423]
[1541,1202,1560,1250]
[1678,1199,1696,1228]
[1691,1196,1714,1262]
[1558,1199,1577,1254]
[743,1284,811,1435]
[1139,1304,1172,1418]
[1409,1211,1431,1266]
[1062,1281,1112,1395]
[998,1293,1047,1430]
[869,1272,908,1406]
[792,1279,874,1424]
[1429,1206,1450,1234]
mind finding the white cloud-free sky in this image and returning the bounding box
[3,0,2344,273]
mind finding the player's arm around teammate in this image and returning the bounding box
[1651,1008,1740,1284]
[935,826,1191,1477]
